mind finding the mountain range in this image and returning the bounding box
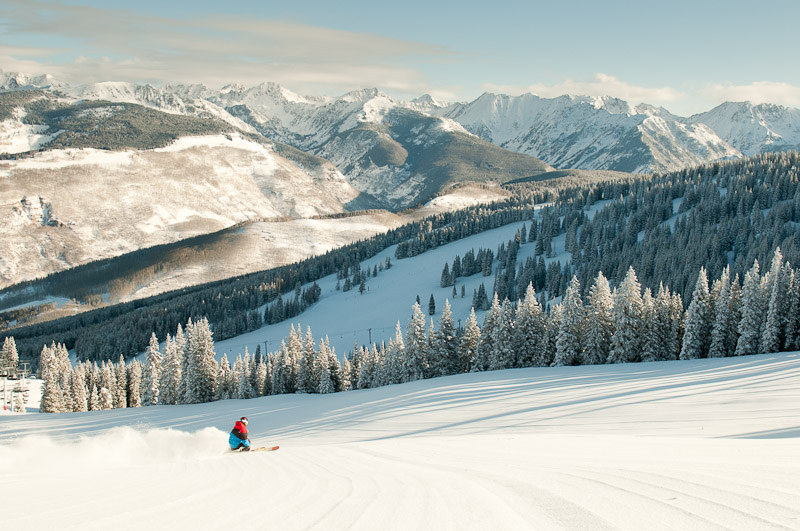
[2,69,800,294]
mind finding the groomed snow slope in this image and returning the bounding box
[2,353,799,530]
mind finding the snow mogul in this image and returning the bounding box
[229,416,251,451]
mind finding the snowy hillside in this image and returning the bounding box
[214,219,542,358]
[2,353,799,529]
[688,101,800,155]
[0,133,361,287]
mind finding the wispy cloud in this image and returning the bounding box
[482,73,685,105]
[703,81,800,108]
[0,0,452,95]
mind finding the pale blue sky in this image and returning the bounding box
[2,0,799,114]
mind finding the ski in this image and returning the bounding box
[232,445,280,453]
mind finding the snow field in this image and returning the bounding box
[1,353,799,529]
[214,213,557,359]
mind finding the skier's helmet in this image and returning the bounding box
[241,417,248,425]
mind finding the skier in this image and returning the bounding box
[229,416,251,451]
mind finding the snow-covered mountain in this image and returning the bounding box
[199,83,552,207]
[433,93,742,173]
[688,101,800,155]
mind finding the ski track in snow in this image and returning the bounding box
[2,353,800,529]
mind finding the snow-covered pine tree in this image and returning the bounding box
[460,308,481,373]
[115,355,127,409]
[735,261,764,356]
[71,364,88,412]
[271,340,290,395]
[708,267,732,358]
[176,321,190,404]
[404,302,428,382]
[317,338,334,394]
[340,354,352,392]
[100,361,116,409]
[297,327,318,393]
[357,346,375,389]
[1,336,18,372]
[639,288,658,362]
[489,298,515,370]
[761,249,789,354]
[255,356,267,397]
[89,384,100,411]
[473,293,501,371]
[381,323,404,384]
[583,273,614,364]
[607,267,644,364]
[40,348,65,413]
[726,275,743,355]
[159,334,182,405]
[328,344,344,392]
[434,300,458,376]
[127,360,142,407]
[543,304,561,366]
[236,351,253,399]
[553,276,584,366]
[216,353,232,401]
[186,318,218,403]
[284,325,302,393]
[142,333,162,406]
[681,267,713,360]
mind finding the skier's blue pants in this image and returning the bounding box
[229,432,251,450]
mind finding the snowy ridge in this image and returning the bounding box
[436,92,742,173]
[2,353,799,529]
[0,133,361,286]
[62,81,258,133]
[689,101,800,155]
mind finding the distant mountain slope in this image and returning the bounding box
[204,84,553,208]
[0,129,363,287]
[434,93,741,173]
[688,101,800,155]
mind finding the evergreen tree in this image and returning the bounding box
[89,384,100,411]
[553,276,584,366]
[142,333,162,406]
[185,318,218,403]
[40,349,66,413]
[428,294,436,316]
[1,336,19,373]
[460,308,481,373]
[708,267,732,358]
[115,354,127,409]
[297,327,318,393]
[70,365,88,412]
[216,353,232,400]
[434,300,459,376]
[735,261,763,356]
[489,298,516,370]
[404,302,428,382]
[317,338,335,394]
[127,360,143,407]
[583,273,614,364]
[761,249,789,354]
[607,267,644,364]
[680,268,713,360]
[160,334,182,405]
[474,294,501,371]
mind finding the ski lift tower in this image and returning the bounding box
[1,360,31,413]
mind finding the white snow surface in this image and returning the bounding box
[1,353,799,530]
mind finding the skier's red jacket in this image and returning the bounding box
[231,420,248,441]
